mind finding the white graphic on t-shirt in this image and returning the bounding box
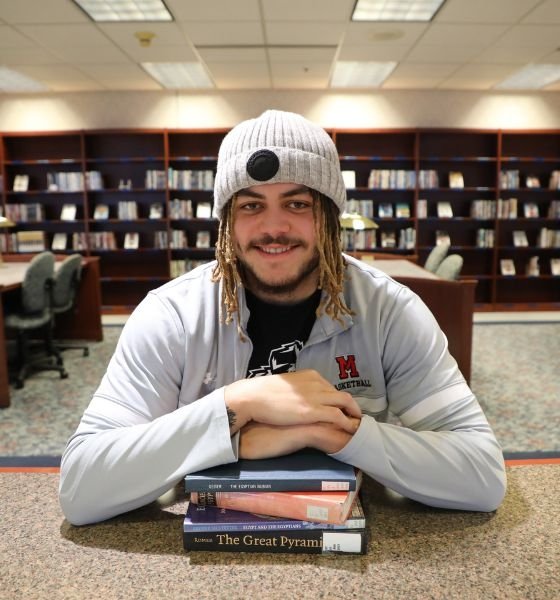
[248,340,304,377]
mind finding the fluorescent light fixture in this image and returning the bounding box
[331,61,397,88]
[0,67,47,92]
[142,62,214,89]
[495,64,560,90]
[352,0,446,22]
[73,0,172,22]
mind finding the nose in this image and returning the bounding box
[259,205,290,238]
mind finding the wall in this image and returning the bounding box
[1,89,560,132]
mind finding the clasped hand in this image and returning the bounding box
[224,369,362,459]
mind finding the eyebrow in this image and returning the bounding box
[235,185,311,200]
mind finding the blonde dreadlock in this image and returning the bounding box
[212,190,352,327]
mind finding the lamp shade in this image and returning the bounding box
[339,212,378,230]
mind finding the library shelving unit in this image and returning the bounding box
[1,128,559,312]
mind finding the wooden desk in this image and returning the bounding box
[364,259,477,383]
[0,255,103,409]
[0,465,556,599]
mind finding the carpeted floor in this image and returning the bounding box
[0,322,558,464]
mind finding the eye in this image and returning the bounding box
[287,199,313,210]
[236,201,262,212]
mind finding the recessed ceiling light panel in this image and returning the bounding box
[496,64,560,90]
[73,0,173,22]
[0,67,47,92]
[352,0,446,22]
[330,61,397,88]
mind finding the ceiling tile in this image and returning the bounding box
[0,0,87,24]
[383,63,459,89]
[436,0,542,24]
[337,44,410,61]
[271,61,331,89]
[0,47,63,65]
[0,25,36,47]
[267,47,337,63]
[99,22,189,50]
[78,64,162,90]
[419,23,509,47]
[50,45,130,64]
[16,64,103,91]
[180,21,264,45]
[407,45,483,63]
[470,45,551,64]
[522,0,560,24]
[207,62,270,89]
[343,22,428,46]
[439,64,520,90]
[198,47,267,63]
[262,0,354,21]
[165,0,260,22]
[18,24,111,47]
[493,25,560,48]
[265,22,345,45]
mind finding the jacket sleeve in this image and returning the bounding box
[59,293,237,526]
[331,286,507,512]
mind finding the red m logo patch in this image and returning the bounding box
[335,355,359,379]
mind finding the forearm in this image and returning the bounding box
[59,390,236,526]
[333,416,506,512]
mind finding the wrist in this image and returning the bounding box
[224,381,252,434]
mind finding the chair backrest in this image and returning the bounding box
[424,242,450,273]
[435,254,464,280]
[52,254,83,311]
[21,251,55,314]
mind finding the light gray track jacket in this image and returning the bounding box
[59,255,506,525]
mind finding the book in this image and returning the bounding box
[51,232,68,251]
[341,170,356,189]
[526,174,540,188]
[395,203,410,218]
[185,449,358,493]
[196,230,211,248]
[124,232,139,249]
[149,202,163,219]
[12,174,29,192]
[551,258,560,276]
[190,471,363,525]
[526,256,540,276]
[449,171,464,188]
[435,230,451,246]
[60,204,77,221]
[523,202,539,218]
[16,230,45,252]
[378,203,393,218]
[183,527,368,555]
[416,199,427,218]
[196,202,212,219]
[93,204,109,220]
[500,259,516,276]
[184,496,366,533]
[512,230,529,247]
[437,201,453,218]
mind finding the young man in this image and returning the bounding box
[59,110,506,526]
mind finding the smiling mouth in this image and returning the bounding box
[257,245,295,255]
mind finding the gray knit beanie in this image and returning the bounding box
[213,109,346,218]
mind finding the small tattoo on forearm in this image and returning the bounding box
[226,406,237,428]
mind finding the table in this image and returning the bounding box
[0,464,557,599]
[0,255,103,408]
[366,259,477,383]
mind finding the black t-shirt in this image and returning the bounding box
[245,289,321,378]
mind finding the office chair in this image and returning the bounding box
[4,251,68,389]
[51,254,89,358]
[423,242,450,273]
[435,254,464,280]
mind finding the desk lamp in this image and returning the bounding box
[0,216,16,266]
[340,211,378,252]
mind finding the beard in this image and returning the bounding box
[235,235,320,298]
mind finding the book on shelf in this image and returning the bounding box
[195,202,212,219]
[500,259,516,276]
[378,203,393,218]
[124,232,139,250]
[341,170,356,189]
[190,470,363,525]
[185,449,359,493]
[16,230,45,253]
[51,233,68,251]
[93,204,109,220]
[60,204,77,221]
[525,174,540,188]
[183,525,368,555]
[523,202,539,218]
[380,231,396,248]
[512,230,529,247]
[13,174,29,192]
[435,230,451,246]
[526,256,540,276]
[149,202,164,219]
[184,496,366,533]
[448,171,464,189]
[437,201,453,218]
[416,199,427,219]
[395,203,410,218]
[550,258,560,276]
[195,231,211,249]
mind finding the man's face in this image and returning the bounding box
[231,182,320,303]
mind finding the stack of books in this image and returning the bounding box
[183,449,367,555]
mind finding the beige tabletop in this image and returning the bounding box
[0,465,557,600]
[361,259,441,280]
[0,260,63,289]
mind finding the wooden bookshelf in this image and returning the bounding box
[1,128,558,312]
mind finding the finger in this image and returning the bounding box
[309,405,361,434]
[319,390,363,419]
